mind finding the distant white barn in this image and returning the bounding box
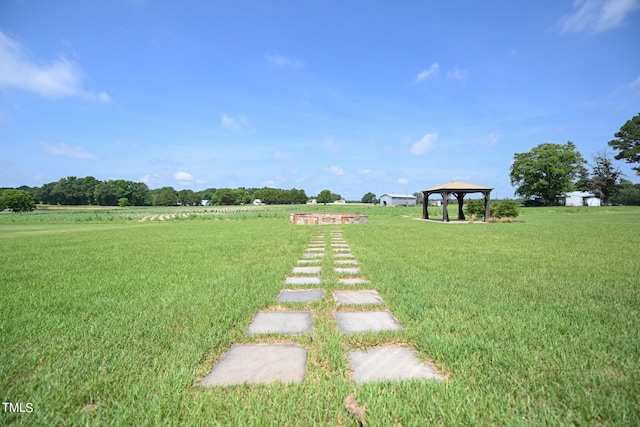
[564,191,601,207]
[380,194,417,207]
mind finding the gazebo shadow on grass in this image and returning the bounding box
[413,217,489,224]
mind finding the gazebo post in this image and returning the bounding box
[422,191,429,219]
[442,191,449,222]
[455,192,465,220]
[483,191,491,222]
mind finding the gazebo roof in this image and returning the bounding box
[423,181,493,193]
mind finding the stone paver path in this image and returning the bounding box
[284,276,322,285]
[247,311,313,335]
[347,346,444,383]
[200,344,307,386]
[334,290,383,305]
[200,227,443,387]
[277,289,324,303]
[335,311,403,334]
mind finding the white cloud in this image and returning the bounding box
[484,132,499,148]
[357,169,371,174]
[0,31,110,101]
[265,53,303,70]
[446,67,467,81]
[629,74,640,88]
[415,63,440,82]
[410,133,439,155]
[398,178,409,185]
[221,114,251,133]
[141,174,162,186]
[558,0,640,33]
[323,136,342,155]
[327,165,345,176]
[273,150,294,164]
[40,142,98,160]
[174,171,194,182]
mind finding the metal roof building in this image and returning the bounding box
[380,194,417,206]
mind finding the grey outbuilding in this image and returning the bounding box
[380,194,417,206]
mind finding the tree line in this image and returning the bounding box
[1,177,311,209]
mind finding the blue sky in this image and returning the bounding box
[1,0,639,200]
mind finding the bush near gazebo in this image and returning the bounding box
[464,199,520,221]
[492,199,520,219]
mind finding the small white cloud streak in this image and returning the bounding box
[221,114,251,133]
[415,63,439,82]
[629,74,640,88]
[558,0,639,33]
[410,133,439,155]
[484,132,499,148]
[0,31,110,101]
[174,171,194,182]
[40,142,98,160]
[328,165,345,176]
[265,53,303,70]
[446,67,467,81]
[398,178,409,185]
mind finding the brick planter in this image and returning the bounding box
[290,212,368,225]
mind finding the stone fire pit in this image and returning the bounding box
[290,212,368,225]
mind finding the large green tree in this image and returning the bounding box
[153,187,178,206]
[590,150,622,205]
[0,189,35,212]
[608,113,640,175]
[316,189,333,205]
[510,141,586,205]
[611,179,640,205]
[361,192,377,204]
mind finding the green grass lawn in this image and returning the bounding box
[1,206,639,425]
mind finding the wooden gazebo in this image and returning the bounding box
[422,181,493,222]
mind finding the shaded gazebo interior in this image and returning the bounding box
[422,181,493,222]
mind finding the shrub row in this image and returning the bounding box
[464,199,521,220]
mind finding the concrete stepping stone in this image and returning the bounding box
[308,243,325,247]
[334,253,355,258]
[306,247,325,252]
[285,276,322,285]
[331,243,349,247]
[334,267,360,275]
[334,290,383,305]
[200,344,307,386]
[334,259,359,265]
[297,259,320,265]
[277,289,324,303]
[333,248,351,252]
[303,253,324,258]
[335,311,403,334]
[292,266,322,274]
[338,277,370,285]
[247,311,313,335]
[347,346,444,384]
